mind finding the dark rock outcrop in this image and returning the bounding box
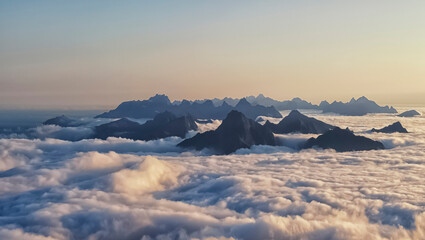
[371,122,408,133]
[398,110,420,117]
[178,110,276,154]
[96,95,282,120]
[43,115,80,127]
[303,127,384,152]
[320,96,397,116]
[94,111,197,141]
[264,110,335,134]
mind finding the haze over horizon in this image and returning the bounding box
[1,1,425,108]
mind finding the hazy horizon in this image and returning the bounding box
[1,93,425,111]
[2,1,425,109]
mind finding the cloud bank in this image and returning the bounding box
[0,110,424,239]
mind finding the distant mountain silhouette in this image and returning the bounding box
[94,111,197,140]
[371,121,408,133]
[96,95,282,120]
[245,94,318,110]
[178,110,276,154]
[398,110,420,117]
[319,96,397,116]
[264,110,335,134]
[43,115,80,127]
[96,94,398,119]
[96,94,172,119]
[233,98,282,119]
[303,127,384,152]
[174,94,317,110]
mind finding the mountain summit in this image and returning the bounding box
[178,110,276,154]
[371,122,408,133]
[320,97,397,116]
[303,127,384,152]
[264,110,335,134]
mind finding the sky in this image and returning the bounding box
[1,0,425,109]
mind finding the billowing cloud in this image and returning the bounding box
[0,111,424,239]
[111,156,181,195]
[30,125,94,141]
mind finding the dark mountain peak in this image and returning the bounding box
[329,127,353,136]
[236,98,251,107]
[257,93,266,98]
[391,121,403,127]
[148,94,171,105]
[287,109,303,117]
[398,110,420,117]
[103,118,140,128]
[264,110,334,134]
[265,110,335,134]
[234,98,282,119]
[218,110,249,130]
[43,115,78,127]
[226,110,244,119]
[181,99,192,105]
[371,121,408,133]
[319,101,330,108]
[221,101,231,107]
[178,111,275,154]
[358,96,369,101]
[349,96,371,104]
[303,127,384,152]
[153,111,177,123]
[202,100,215,107]
[321,97,396,116]
[94,111,197,141]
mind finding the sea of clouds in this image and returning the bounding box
[0,108,424,239]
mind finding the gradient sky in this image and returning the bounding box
[1,1,425,109]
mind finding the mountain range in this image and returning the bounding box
[264,110,335,134]
[303,128,385,152]
[319,96,397,116]
[96,94,282,120]
[93,111,197,141]
[97,94,398,120]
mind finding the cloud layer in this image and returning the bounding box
[0,110,424,239]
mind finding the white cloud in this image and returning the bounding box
[0,111,424,239]
[111,156,181,195]
[30,125,94,141]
